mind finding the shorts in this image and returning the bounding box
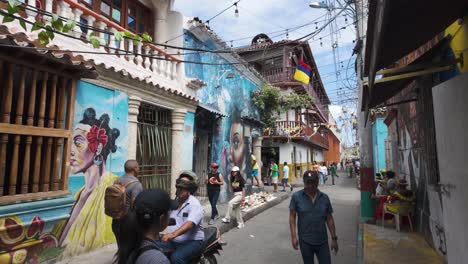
[282,178,289,184]
[272,177,278,184]
[251,169,259,177]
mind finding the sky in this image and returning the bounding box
[173,0,358,146]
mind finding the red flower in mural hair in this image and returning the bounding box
[87,125,108,153]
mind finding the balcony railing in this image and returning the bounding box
[16,0,180,81]
[261,67,295,83]
[263,121,329,149]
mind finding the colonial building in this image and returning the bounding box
[0,0,208,262]
[236,35,331,181]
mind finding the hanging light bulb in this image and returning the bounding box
[286,29,289,40]
[320,38,323,47]
[345,15,348,22]
[231,41,233,48]
[315,22,318,30]
[234,3,239,18]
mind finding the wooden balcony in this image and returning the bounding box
[263,121,329,149]
[12,0,180,81]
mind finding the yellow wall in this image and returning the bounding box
[445,16,468,73]
[279,162,313,182]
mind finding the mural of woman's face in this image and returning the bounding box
[70,126,94,174]
[230,123,244,166]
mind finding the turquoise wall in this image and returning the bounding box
[372,117,388,173]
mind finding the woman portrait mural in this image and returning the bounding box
[56,81,128,257]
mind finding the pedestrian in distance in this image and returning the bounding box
[222,166,246,229]
[329,162,338,185]
[251,154,262,187]
[282,162,292,192]
[289,170,339,264]
[206,163,224,225]
[270,159,280,192]
[106,160,144,248]
[113,188,178,264]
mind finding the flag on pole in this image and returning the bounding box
[294,59,311,84]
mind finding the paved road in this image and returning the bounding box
[217,172,360,264]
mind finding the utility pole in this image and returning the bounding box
[355,0,375,219]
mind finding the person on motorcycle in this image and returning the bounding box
[157,171,205,264]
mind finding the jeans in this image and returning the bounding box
[207,189,220,219]
[224,192,244,225]
[299,240,331,264]
[319,173,325,185]
[155,240,204,264]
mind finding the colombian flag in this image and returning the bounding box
[294,59,311,84]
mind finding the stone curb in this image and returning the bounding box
[217,192,290,234]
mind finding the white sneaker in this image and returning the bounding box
[237,223,245,229]
[222,218,230,223]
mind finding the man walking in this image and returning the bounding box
[110,160,143,247]
[289,170,339,264]
[270,159,279,192]
[282,162,292,192]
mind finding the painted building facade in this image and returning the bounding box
[0,0,203,263]
[184,19,265,201]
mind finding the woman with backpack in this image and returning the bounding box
[114,188,177,264]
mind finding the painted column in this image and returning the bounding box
[253,136,263,178]
[171,108,187,196]
[127,95,141,160]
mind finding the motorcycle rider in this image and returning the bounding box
[157,171,205,264]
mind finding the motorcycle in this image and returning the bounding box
[189,226,223,264]
[161,225,223,264]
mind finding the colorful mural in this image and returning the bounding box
[0,81,129,263]
[58,81,128,257]
[184,30,261,200]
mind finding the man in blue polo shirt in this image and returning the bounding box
[289,170,338,263]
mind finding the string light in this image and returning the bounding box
[234,3,239,18]
[315,22,318,30]
[286,29,289,39]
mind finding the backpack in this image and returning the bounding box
[105,179,139,219]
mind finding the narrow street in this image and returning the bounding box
[218,173,360,264]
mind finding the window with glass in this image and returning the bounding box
[79,0,153,35]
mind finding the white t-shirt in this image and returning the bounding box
[319,166,328,176]
[283,166,289,179]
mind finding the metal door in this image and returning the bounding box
[193,131,209,202]
[136,103,172,191]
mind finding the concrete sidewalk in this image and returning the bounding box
[363,223,444,264]
[56,187,290,264]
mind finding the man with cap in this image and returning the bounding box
[289,170,338,264]
[157,171,205,264]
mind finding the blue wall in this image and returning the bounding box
[184,30,261,201]
[372,117,388,173]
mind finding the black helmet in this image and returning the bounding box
[176,171,199,194]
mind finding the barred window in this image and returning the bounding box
[0,60,77,204]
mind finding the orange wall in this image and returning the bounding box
[324,133,340,165]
